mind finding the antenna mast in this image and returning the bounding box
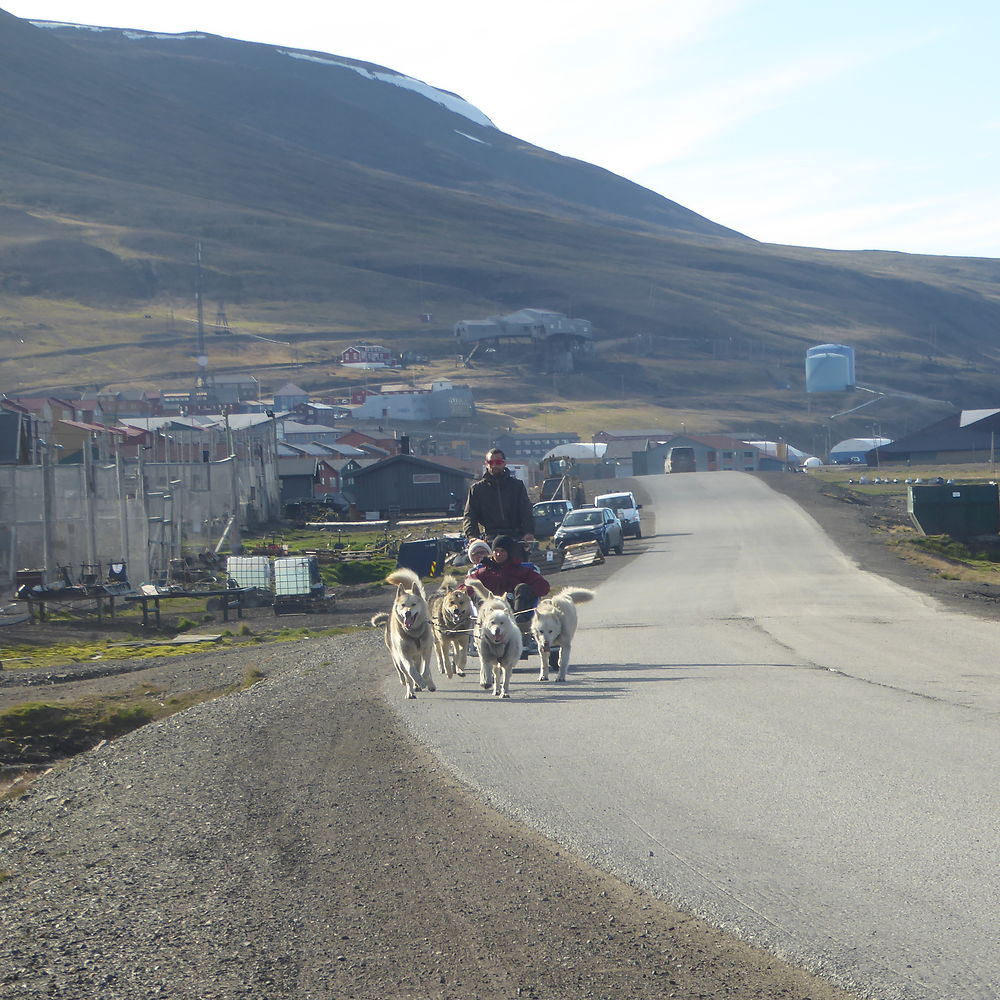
[194,243,209,389]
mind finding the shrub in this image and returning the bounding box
[99,704,155,737]
[910,536,972,561]
[321,557,395,585]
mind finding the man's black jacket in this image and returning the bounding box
[462,468,534,540]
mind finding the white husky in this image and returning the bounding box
[465,580,522,698]
[530,587,594,681]
[371,567,436,700]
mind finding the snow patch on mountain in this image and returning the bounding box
[279,50,495,129]
[29,20,495,130]
[32,21,207,41]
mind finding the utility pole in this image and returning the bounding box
[116,450,130,571]
[83,439,97,570]
[226,411,241,554]
[195,242,205,362]
[41,444,53,585]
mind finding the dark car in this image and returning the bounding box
[553,505,624,555]
[532,499,574,539]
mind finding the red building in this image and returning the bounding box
[340,343,395,366]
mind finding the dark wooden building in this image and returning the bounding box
[343,455,474,517]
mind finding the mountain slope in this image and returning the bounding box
[19,16,745,239]
[2,9,1000,447]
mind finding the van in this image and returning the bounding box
[532,499,574,539]
[664,446,696,473]
[593,490,642,538]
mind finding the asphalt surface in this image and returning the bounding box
[391,472,1000,1000]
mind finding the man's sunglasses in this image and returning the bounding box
[486,459,505,466]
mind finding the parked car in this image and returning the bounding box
[532,499,574,539]
[593,490,642,538]
[553,505,624,555]
[664,446,696,473]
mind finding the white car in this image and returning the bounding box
[593,491,642,538]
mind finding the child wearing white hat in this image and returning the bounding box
[467,539,491,566]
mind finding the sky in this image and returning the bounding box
[6,0,1000,259]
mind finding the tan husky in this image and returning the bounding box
[371,568,436,700]
[428,575,476,679]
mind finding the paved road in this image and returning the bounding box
[391,472,1000,1000]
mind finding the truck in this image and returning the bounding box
[539,475,586,507]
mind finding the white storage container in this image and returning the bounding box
[226,556,272,590]
[273,556,320,596]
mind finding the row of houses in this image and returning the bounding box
[600,409,1000,473]
[0,368,475,426]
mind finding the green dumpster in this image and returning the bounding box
[907,483,1000,537]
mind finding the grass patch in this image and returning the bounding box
[888,532,1000,584]
[1,698,157,762]
[263,625,339,644]
[0,664,270,768]
[1,621,362,672]
[0,636,214,671]
[907,535,976,562]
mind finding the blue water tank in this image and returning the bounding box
[805,343,855,392]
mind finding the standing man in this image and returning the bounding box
[463,448,535,546]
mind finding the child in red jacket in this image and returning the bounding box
[465,535,550,653]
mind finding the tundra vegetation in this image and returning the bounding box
[809,464,1000,584]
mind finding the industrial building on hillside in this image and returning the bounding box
[455,308,594,372]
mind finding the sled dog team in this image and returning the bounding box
[372,567,594,700]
